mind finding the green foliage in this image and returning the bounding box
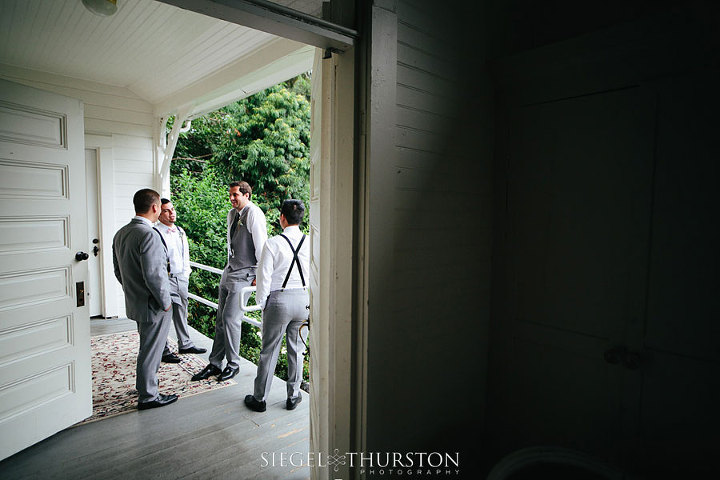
[170,74,312,384]
[172,79,311,236]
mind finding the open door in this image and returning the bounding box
[308,48,355,479]
[0,79,92,459]
[308,48,331,477]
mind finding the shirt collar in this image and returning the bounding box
[236,201,253,215]
[283,225,301,234]
[133,215,154,227]
[155,222,176,233]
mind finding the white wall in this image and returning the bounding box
[0,64,158,318]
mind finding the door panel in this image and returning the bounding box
[489,87,655,464]
[0,79,91,460]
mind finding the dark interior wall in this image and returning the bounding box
[485,0,686,59]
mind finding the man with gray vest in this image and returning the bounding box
[191,181,267,382]
[245,199,309,412]
[113,188,177,410]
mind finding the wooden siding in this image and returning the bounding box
[363,0,493,459]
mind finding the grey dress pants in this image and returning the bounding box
[209,273,254,370]
[253,288,309,402]
[136,307,172,403]
[163,276,194,354]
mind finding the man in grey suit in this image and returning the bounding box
[191,181,267,382]
[113,188,178,410]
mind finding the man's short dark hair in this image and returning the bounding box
[281,199,305,225]
[133,188,160,214]
[161,198,171,205]
[229,181,252,199]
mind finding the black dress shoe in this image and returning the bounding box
[218,366,239,382]
[191,363,222,381]
[161,352,182,363]
[244,395,266,412]
[138,393,178,410]
[178,346,207,354]
[286,395,303,410]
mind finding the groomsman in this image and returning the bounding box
[113,188,177,410]
[191,181,267,382]
[155,198,206,360]
[245,199,309,412]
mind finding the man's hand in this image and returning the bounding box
[251,278,256,286]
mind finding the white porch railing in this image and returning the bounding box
[188,261,262,327]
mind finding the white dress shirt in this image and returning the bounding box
[255,225,309,309]
[134,215,153,227]
[155,221,191,279]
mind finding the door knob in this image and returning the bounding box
[75,251,89,261]
[604,345,642,370]
[604,346,626,365]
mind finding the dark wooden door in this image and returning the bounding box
[487,59,720,477]
[488,86,655,467]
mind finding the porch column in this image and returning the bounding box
[156,108,192,198]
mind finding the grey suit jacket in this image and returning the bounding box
[113,217,171,321]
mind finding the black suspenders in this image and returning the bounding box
[279,234,306,288]
[153,227,171,274]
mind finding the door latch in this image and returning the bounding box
[76,281,85,307]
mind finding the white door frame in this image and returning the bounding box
[308,48,357,479]
[84,134,118,318]
[85,148,103,316]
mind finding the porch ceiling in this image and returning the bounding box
[0,0,316,117]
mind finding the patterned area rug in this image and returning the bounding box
[78,330,234,425]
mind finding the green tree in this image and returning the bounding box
[172,79,311,236]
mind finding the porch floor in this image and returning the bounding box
[0,318,310,479]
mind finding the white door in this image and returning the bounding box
[85,148,103,317]
[0,79,92,459]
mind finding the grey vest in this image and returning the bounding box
[221,206,257,287]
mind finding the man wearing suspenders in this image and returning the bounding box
[155,198,206,360]
[245,199,309,412]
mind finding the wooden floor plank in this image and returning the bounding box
[0,319,310,479]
